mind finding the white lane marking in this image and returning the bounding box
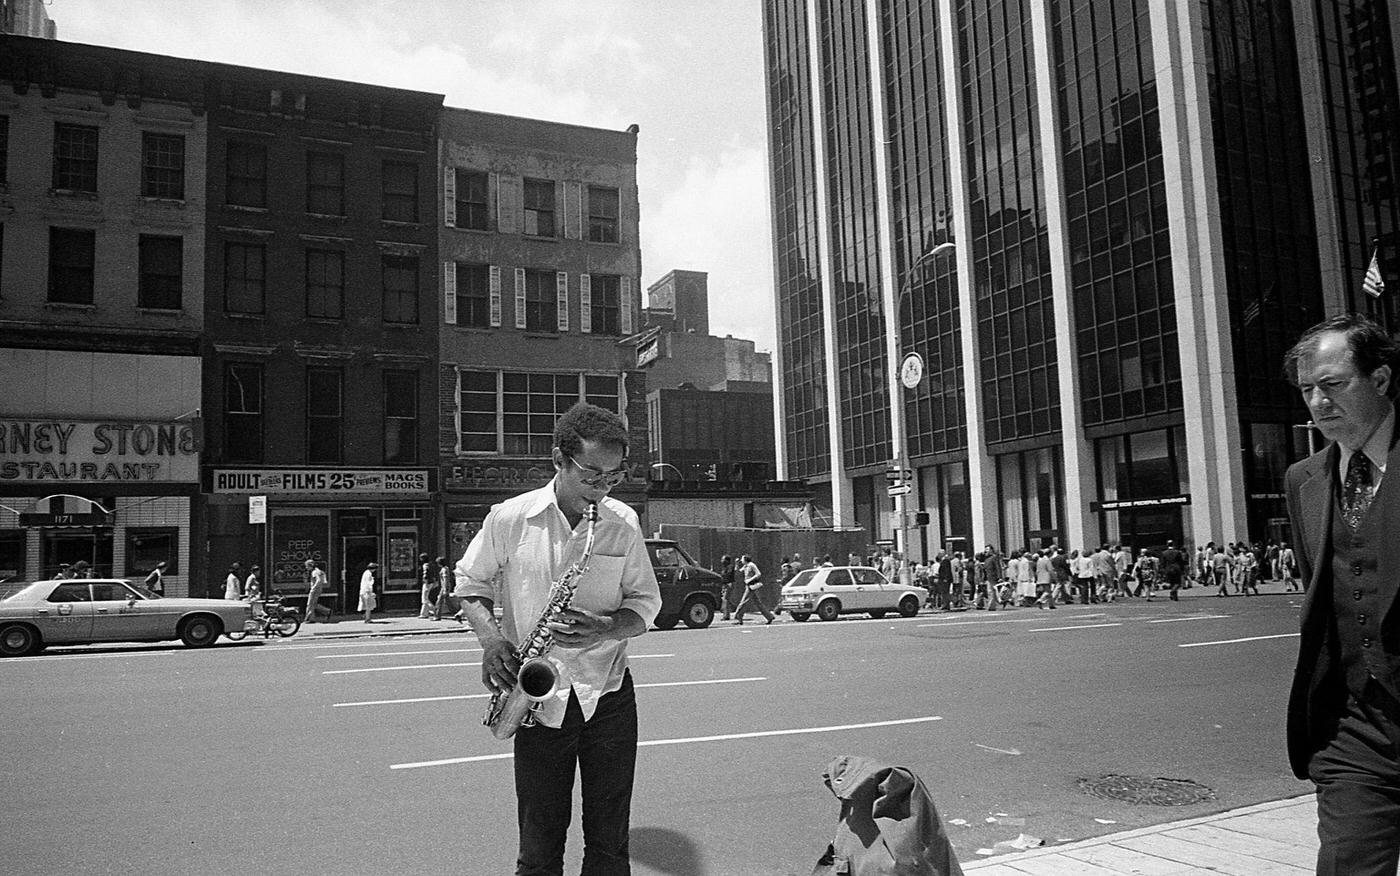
[316,647,483,660]
[917,613,1107,628]
[974,744,1022,756]
[333,676,769,708]
[258,636,477,653]
[322,653,675,676]
[1147,615,1229,624]
[1179,633,1300,648]
[1028,623,1122,633]
[389,715,943,770]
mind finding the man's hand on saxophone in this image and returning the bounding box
[547,606,645,648]
[459,595,521,692]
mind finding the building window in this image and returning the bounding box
[306,367,343,464]
[459,370,498,452]
[305,249,344,319]
[126,528,179,577]
[523,178,555,237]
[0,529,24,581]
[0,115,9,186]
[588,186,619,243]
[382,255,419,324]
[226,141,267,208]
[225,242,265,314]
[306,151,345,216]
[224,363,264,463]
[382,160,418,223]
[138,235,183,310]
[53,123,98,192]
[584,374,620,410]
[383,370,418,464]
[455,169,488,230]
[48,227,95,304]
[591,274,621,334]
[141,132,185,199]
[455,262,490,328]
[523,269,556,331]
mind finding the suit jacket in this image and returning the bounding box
[1284,415,1400,779]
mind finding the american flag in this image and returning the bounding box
[1363,248,1386,298]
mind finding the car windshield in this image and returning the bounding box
[787,569,818,588]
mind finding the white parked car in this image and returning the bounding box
[779,566,925,622]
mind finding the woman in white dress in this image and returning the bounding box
[359,562,379,622]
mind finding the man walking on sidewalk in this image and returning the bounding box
[1284,313,1400,875]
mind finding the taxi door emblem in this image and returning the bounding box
[58,603,73,616]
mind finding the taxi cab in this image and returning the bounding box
[0,578,253,656]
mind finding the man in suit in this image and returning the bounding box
[1284,312,1400,875]
[1159,540,1184,601]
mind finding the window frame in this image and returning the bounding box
[381,160,419,223]
[305,248,345,319]
[126,527,180,577]
[457,370,621,455]
[590,274,621,335]
[225,141,267,208]
[224,363,264,464]
[522,177,556,238]
[306,151,346,216]
[306,367,344,465]
[224,242,266,315]
[454,262,491,328]
[523,268,557,332]
[137,234,183,310]
[48,227,96,305]
[141,131,185,200]
[382,254,420,325]
[587,185,620,243]
[383,370,419,465]
[454,169,489,230]
[53,123,98,193]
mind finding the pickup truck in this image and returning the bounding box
[645,539,725,630]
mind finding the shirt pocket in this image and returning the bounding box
[571,554,626,615]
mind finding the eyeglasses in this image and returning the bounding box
[565,455,629,488]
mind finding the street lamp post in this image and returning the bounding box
[650,462,684,482]
[884,242,956,581]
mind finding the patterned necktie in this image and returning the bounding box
[1341,451,1374,531]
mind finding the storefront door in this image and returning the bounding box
[342,536,379,615]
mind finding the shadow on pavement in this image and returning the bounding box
[629,827,704,874]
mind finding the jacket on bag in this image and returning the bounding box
[812,755,964,876]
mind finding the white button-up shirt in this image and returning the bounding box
[453,481,661,727]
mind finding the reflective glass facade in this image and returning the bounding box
[958,0,1061,446]
[881,0,965,459]
[820,0,891,473]
[1312,0,1400,330]
[1052,0,1180,426]
[765,0,831,480]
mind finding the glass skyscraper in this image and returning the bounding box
[763,0,1399,558]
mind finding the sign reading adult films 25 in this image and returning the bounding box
[213,469,430,494]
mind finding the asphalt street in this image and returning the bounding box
[1,586,1308,875]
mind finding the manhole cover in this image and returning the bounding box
[1077,775,1215,806]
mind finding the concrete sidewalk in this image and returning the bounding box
[297,611,472,638]
[963,795,1319,875]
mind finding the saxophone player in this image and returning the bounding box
[454,402,661,875]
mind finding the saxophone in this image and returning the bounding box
[483,503,600,740]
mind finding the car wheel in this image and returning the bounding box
[897,595,921,617]
[179,615,221,648]
[816,599,841,622]
[653,614,680,630]
[681,597,715,629]
[789,612,811,622]
[0,623,41,657]
[868,609,887,619]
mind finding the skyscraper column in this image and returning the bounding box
[937,0,996,552]
[1291,0,1348,313]
[804,0,855,527]
[1151,0,1248,545]
[1027,0,1095,550]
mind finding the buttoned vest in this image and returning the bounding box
[1330,469,1397,699]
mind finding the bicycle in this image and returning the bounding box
[225,595,301,640]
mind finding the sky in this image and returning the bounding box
[56,0,777,352]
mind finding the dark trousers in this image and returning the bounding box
[734,584,774,622]
[1309,681,1400,876]
[514,672,637,876]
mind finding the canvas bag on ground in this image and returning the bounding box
[812,754,964,876]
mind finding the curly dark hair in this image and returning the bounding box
[553,402,629,458]
[1283,312,1399,398]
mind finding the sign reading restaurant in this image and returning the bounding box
[0,419,199,483]
[214,469,430,494]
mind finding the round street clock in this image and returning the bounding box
[899,352,925,389]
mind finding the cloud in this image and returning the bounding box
[641,142,775,353]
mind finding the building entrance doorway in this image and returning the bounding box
[342,536,379,615]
